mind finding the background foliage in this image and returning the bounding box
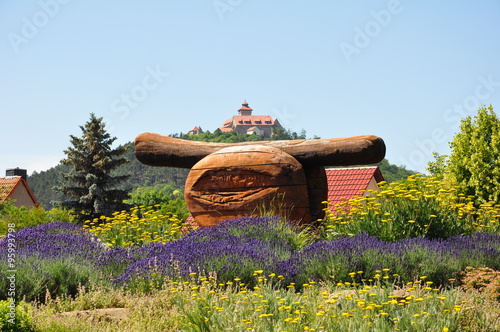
[0,200,73,235]
[428,105,500,204]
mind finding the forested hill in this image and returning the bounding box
[374,159,415,183]
[28,130,415,209]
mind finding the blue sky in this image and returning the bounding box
[1,1,500,175]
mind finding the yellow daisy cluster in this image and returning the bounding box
[321,174,500,241]
[83,205,196,247]
[168,270,461,331]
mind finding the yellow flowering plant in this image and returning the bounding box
[84,204,197,247]
[321,174,500,242]
[172,270,462,331]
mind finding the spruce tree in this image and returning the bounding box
[58,113,130,222]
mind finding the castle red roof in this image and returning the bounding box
[220,119,234,132]
[325,166,384,210]
[219,115,277,131]
[234,115,275,125]
[239,101,253,111]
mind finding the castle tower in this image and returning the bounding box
[237,101,253,116]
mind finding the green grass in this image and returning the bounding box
[16,272,500,331]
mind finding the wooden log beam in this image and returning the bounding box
[134,132,386,168]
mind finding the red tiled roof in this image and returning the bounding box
[219,118,234,132]
[239,101,253,111]
[325,166,384,209]
[219,115,277,131]
[0,176,39,206]
[233,115,275,126]
[0,177,19,202]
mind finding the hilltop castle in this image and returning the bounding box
[218,101,281,138]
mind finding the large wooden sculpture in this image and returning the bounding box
[135,133,386,227]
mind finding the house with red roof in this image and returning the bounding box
[188,126,203,135]
[325,166,385,211]
[0,168,39,208]
[219,101,281,137]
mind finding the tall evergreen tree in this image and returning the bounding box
[57,113,130,222]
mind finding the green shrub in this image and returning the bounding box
[0,300,33,332]
[0,201,74,236]
[125,183,189,220]
[0,256,100,303]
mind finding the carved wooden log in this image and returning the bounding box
[135,132,386,168]
[135,132,386,227]
[185,145,311,226]
[303,165,328,223]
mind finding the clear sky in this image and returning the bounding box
[1,1,500,175]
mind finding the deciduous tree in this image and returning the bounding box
[446,105,500,203]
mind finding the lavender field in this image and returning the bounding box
[1,214,500,331]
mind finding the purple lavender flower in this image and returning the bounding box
[1,218,499,296]
[277,232,500,287]
[0,222,106,261]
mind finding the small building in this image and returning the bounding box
[325,166,385,211]
[219,101,281,138]
[0,168,39,208]
[246,126,262,136]
[188,126,203,135]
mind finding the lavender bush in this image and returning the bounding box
[116,216,305,290]
[117,217,500,291]
[277,232,500,287]
[0,222,108,301]
[1,218,499,300]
